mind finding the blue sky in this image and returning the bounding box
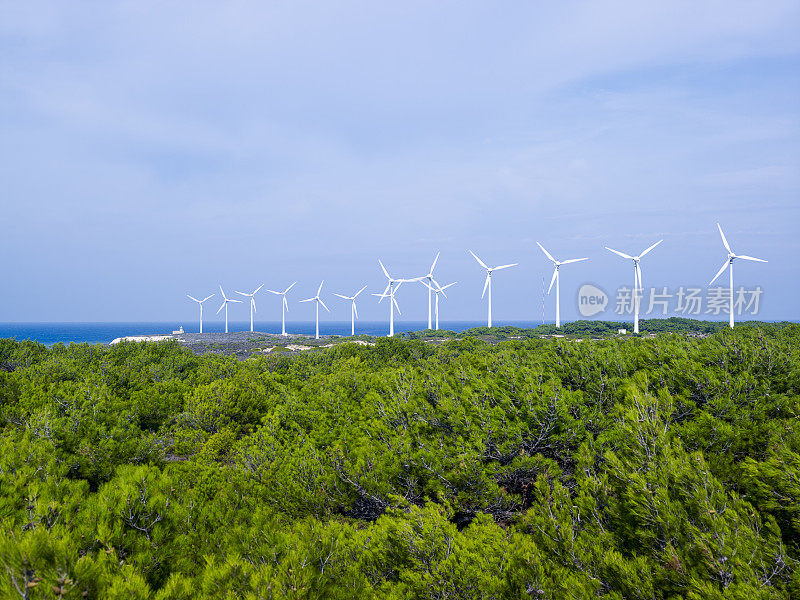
[1,1,798,324]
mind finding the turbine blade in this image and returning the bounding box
[639,239,662,258]
[187,295,200,303]
[536,242,555,263]
[430,251,440,274]
[481,273,490,299]
[201,295,214,303]
[547,268,557,294]
[317,280,324,295]
[709,259,729,285]
[636,263,643,291]
[299,298,314,303]
[560,257,588,264]
[354,285,367,297]
[252,298,257,313]
[265,289,280,295]
[252,284,264,295]
[333,293,349,299]
[216,302,226,314]
[736,255,767,263]
[441,282,456,291]
[469,250,489,270]
[605,247,634,260]
[235,291,247,296]
[284,296,289,311]
[393,295,401,315]
[717,223,732,253]
[353,301,358,319]
[319,299,330,313]
[378,259,390,279]
[493,263,517,270]
[219,285,227,300]
[284,282,297,294]
[230,299,243,303]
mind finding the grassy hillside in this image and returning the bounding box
[1,325,799,598]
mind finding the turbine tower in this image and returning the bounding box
[536,242,587,328]
[421,280,456,330]
[469,251,517,328]
[710,223,767,328]
[266,282,296,336]
[236,284,264,332]
[186,293,214,333]
[605,240,662,334]
[333,285,367,336]
[299,281,330,340]
[216,286,243,334]
[420,252,444,330]
[372,287,403,337]
[375,260,418,337]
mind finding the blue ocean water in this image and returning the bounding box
[0,321,543,346]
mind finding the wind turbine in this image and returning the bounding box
[420,252,444,330]
[236,284,264,332]
[537,242,587,328]
[374,260,418,337]
[421,280,456,330]
[605,240,662,334]
[186,293,214,333]
[710,223,767,328]
[469,251,518,328]
[334,285,368,336]
[299,281,330,340]
[266,282,296,336]
[216,286,243,334]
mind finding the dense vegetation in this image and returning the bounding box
[1,325,799,598]
[404,318,794,340]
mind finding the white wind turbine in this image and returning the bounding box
[421,280,456,330]
[605,240,662,334]
[420,252,444,330]
[469,250,518,328]
[236,284,264,332]
[186,293,214,333]
[299,281,330,340]
[334,285,368,336]
[266,282,296,336]
[374,260,418,337]
[709,223,767,329]
[216,286,243,333]
[537,242,587,328]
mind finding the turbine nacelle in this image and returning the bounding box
[266,282,296,313]
[709,224,767,286]
[187,294,214,305]
[217,286,243,314]
[537,242,588,296]
[372,291,401,315]
[299,281,330,311]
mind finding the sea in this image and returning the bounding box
[0,321,543,346]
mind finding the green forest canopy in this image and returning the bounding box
[1,324,799,598]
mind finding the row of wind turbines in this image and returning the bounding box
[188,254,457,340]
[187,223,766,338]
